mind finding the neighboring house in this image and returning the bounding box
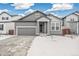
[13,11,62,36]
[0,12,22,35]
[63,11,79,35]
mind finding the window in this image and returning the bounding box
[2,17,9,20]
[0,24,3,30]
[6,17,9,20]
[52,22,60,31]
[56,23,60,31]
[52,23,55,30]
[2,17,5,20]
[71,18,74,22]
[56,27,60,30]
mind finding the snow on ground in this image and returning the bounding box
[0,35,15,40]
[27,35,79,56]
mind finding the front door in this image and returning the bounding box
[39,22,47,34]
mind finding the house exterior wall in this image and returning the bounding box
[64,14,78,26]
[0,22,15,34]
[47,15,62,35]
[0,13,11,21]
[0,12,22,35]
[64,14,79,34]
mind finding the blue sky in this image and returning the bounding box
[0,3,78,17]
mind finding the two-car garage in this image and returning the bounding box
[16,26,36,36]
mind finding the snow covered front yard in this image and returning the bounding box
[27,35,79,56]
[0,35,15,40]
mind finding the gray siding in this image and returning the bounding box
[15,22,36,26]
[68,22,77,34]
[50,31,62,35]
[18,12,45,21]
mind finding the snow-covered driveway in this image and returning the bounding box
[27,35,79,56]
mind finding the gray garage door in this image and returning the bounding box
[17,28,36,36]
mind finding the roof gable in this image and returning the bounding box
[15,11,47,22]
[47,14,62,22]
[0,12,20,17]
[63,11,79,19]
[47,14,61,19]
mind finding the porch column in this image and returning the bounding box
[36,21,39,35]
[77,22,78,35]
[47,21,50,35]
[44,22,47,33]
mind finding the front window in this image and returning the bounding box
[52,23,55,30]
[56,23,60,31]
[0,24,3,30]
[52,22,60,31]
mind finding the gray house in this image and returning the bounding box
[13,11,62,36]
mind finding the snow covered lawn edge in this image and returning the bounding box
[0,35,15,40]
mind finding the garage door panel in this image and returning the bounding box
[17,28,36,36]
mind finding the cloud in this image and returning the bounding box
[53,3,73,10]
[11,3,34,10]
[24,9,35,15]
[45,3,73,13]
[18,13,25,16]
[18,9,35,16]
[0,9,9,13]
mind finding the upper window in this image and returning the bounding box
[2,17,5,20]
[71,18,74,22]
[2,17,9,20]
[0,24,3,30]
[6,17,9,20]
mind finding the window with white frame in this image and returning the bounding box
[52,22,60,31]
[2,17,9,20]
[0,24,3,30]
[52,23,55,30]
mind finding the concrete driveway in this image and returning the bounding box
[0,36,35,56]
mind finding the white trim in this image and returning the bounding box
[16,26,36,28]
[16,26,36,35]
[37,21,50,35]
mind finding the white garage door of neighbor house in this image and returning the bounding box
[17,28,36,36]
